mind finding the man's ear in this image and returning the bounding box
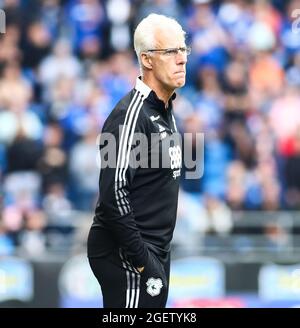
[141,53,152,70]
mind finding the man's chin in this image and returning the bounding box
[175,79,186,88]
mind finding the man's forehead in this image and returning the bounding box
[155,27,185,47]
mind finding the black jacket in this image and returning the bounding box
[88,77,182,268]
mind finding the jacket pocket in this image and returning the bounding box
[144,250,167,281]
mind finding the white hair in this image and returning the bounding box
[134,14,186,73]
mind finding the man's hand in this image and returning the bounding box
[137,266,144,273]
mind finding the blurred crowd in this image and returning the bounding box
[0,0,300,256]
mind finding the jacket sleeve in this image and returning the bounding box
[98,108,148,268]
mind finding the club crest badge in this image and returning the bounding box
[146,277,163,297]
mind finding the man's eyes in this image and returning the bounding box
[164,49,178,55]
[164,48,187,55]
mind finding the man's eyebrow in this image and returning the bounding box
[164,46,187,49]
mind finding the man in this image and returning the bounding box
[87,13,190,308]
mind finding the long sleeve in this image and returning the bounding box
[98,106,148,268]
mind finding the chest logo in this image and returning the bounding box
[155,123,167,140]
[150,115,160,122]
[169,145,182,179]
[169,145,182,170]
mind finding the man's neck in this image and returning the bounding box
[142,75,174,109]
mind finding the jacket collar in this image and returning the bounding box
[135,76,152,98]
[134,77,176,113]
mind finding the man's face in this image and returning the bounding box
[149,28,188,92]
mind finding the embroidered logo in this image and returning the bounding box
[150,115,160,122]
[169,145,182,169]
[169,145,182,179]
[156,123,167,140]
[156,123,165,132]
[146,278,163,297]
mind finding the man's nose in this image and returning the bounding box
[176,52,187,65]
[176,54,187,65]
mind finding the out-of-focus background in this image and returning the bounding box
[0,0,300,308]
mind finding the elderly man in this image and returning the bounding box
[87,13,190,308]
